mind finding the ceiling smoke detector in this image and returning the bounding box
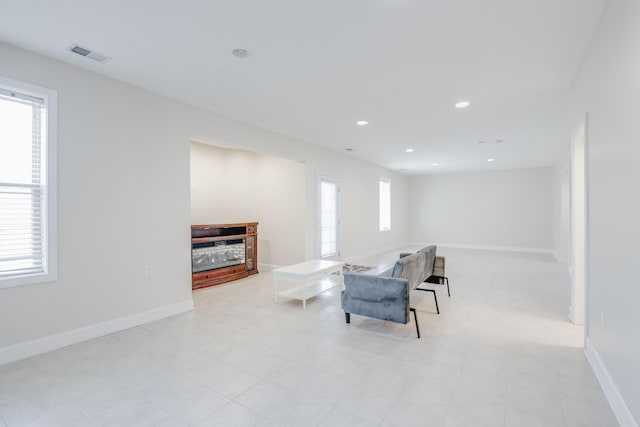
[232,48,249,58]
[69,44,110,62]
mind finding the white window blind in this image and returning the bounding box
[319,179,338,257]
[379,178,391,231]
[0,86,49,283]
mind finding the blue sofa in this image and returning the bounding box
[341,246,437,338]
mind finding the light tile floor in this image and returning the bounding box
[0,247,619,426]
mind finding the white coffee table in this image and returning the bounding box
[273,260,345,309]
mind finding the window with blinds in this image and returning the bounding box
[317,174,340,259]
[319,180,338,257]
[379,178,391,231]
[0,78,56,287]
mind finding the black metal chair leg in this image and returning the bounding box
[416,288,440,314]
[345,312,351,324]
[431,290,439,314]
[410,308,420,338]
[425,275,451,298]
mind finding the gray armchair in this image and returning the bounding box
[341,251,427,337]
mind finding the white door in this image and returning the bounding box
[317,175,340,260]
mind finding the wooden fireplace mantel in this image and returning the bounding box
[191,222,258,289]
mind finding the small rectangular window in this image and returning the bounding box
[318,175,340,258]
[379,178,391,231]
[0,77,57,288]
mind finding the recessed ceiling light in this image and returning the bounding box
[432,163,439,167]
[356,120,369,126]
[477,140,486,144]
[455,101,470,109]
[232,48,249,58]
[405,148,414,153]
[495,139,504,143]
[487,158,495,162]
[345,148,355,151]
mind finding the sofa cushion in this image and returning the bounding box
[390,251,426,291]
[417,245,437,278]
[379,267,394,277]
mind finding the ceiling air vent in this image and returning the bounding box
[69,44,110,63]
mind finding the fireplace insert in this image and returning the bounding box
[191,222,258,289]
[192,238,246,273]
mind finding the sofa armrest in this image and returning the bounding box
[343,273,409,299]
[341,273,410,324]
[433,255,445,277]
[399,252,412,259]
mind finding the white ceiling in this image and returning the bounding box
[0,0,606,174]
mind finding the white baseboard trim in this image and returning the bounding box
[343,243,408,264]
[409,241,555,255]
[0,299,194,366]
[265,241,555,270]
[585,337,638,427]
[258,263,279,272]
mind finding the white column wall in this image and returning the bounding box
[570,0,640,422]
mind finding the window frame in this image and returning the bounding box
[379,177,391,231]
[316,173,341,259]
[0,76,57,288]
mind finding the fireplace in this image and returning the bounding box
[192,238,246,273]
[191,222,258,289]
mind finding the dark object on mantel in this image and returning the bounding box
[191,222,258,290]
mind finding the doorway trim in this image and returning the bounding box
[570,114,588,327]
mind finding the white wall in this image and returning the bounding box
[0,43,192,350]
[408,168,553,250]
[570,0,640,423]
[312,157,409,261]
[190,143,306,267]
[0,41,409,355]
[188,141,410,264]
